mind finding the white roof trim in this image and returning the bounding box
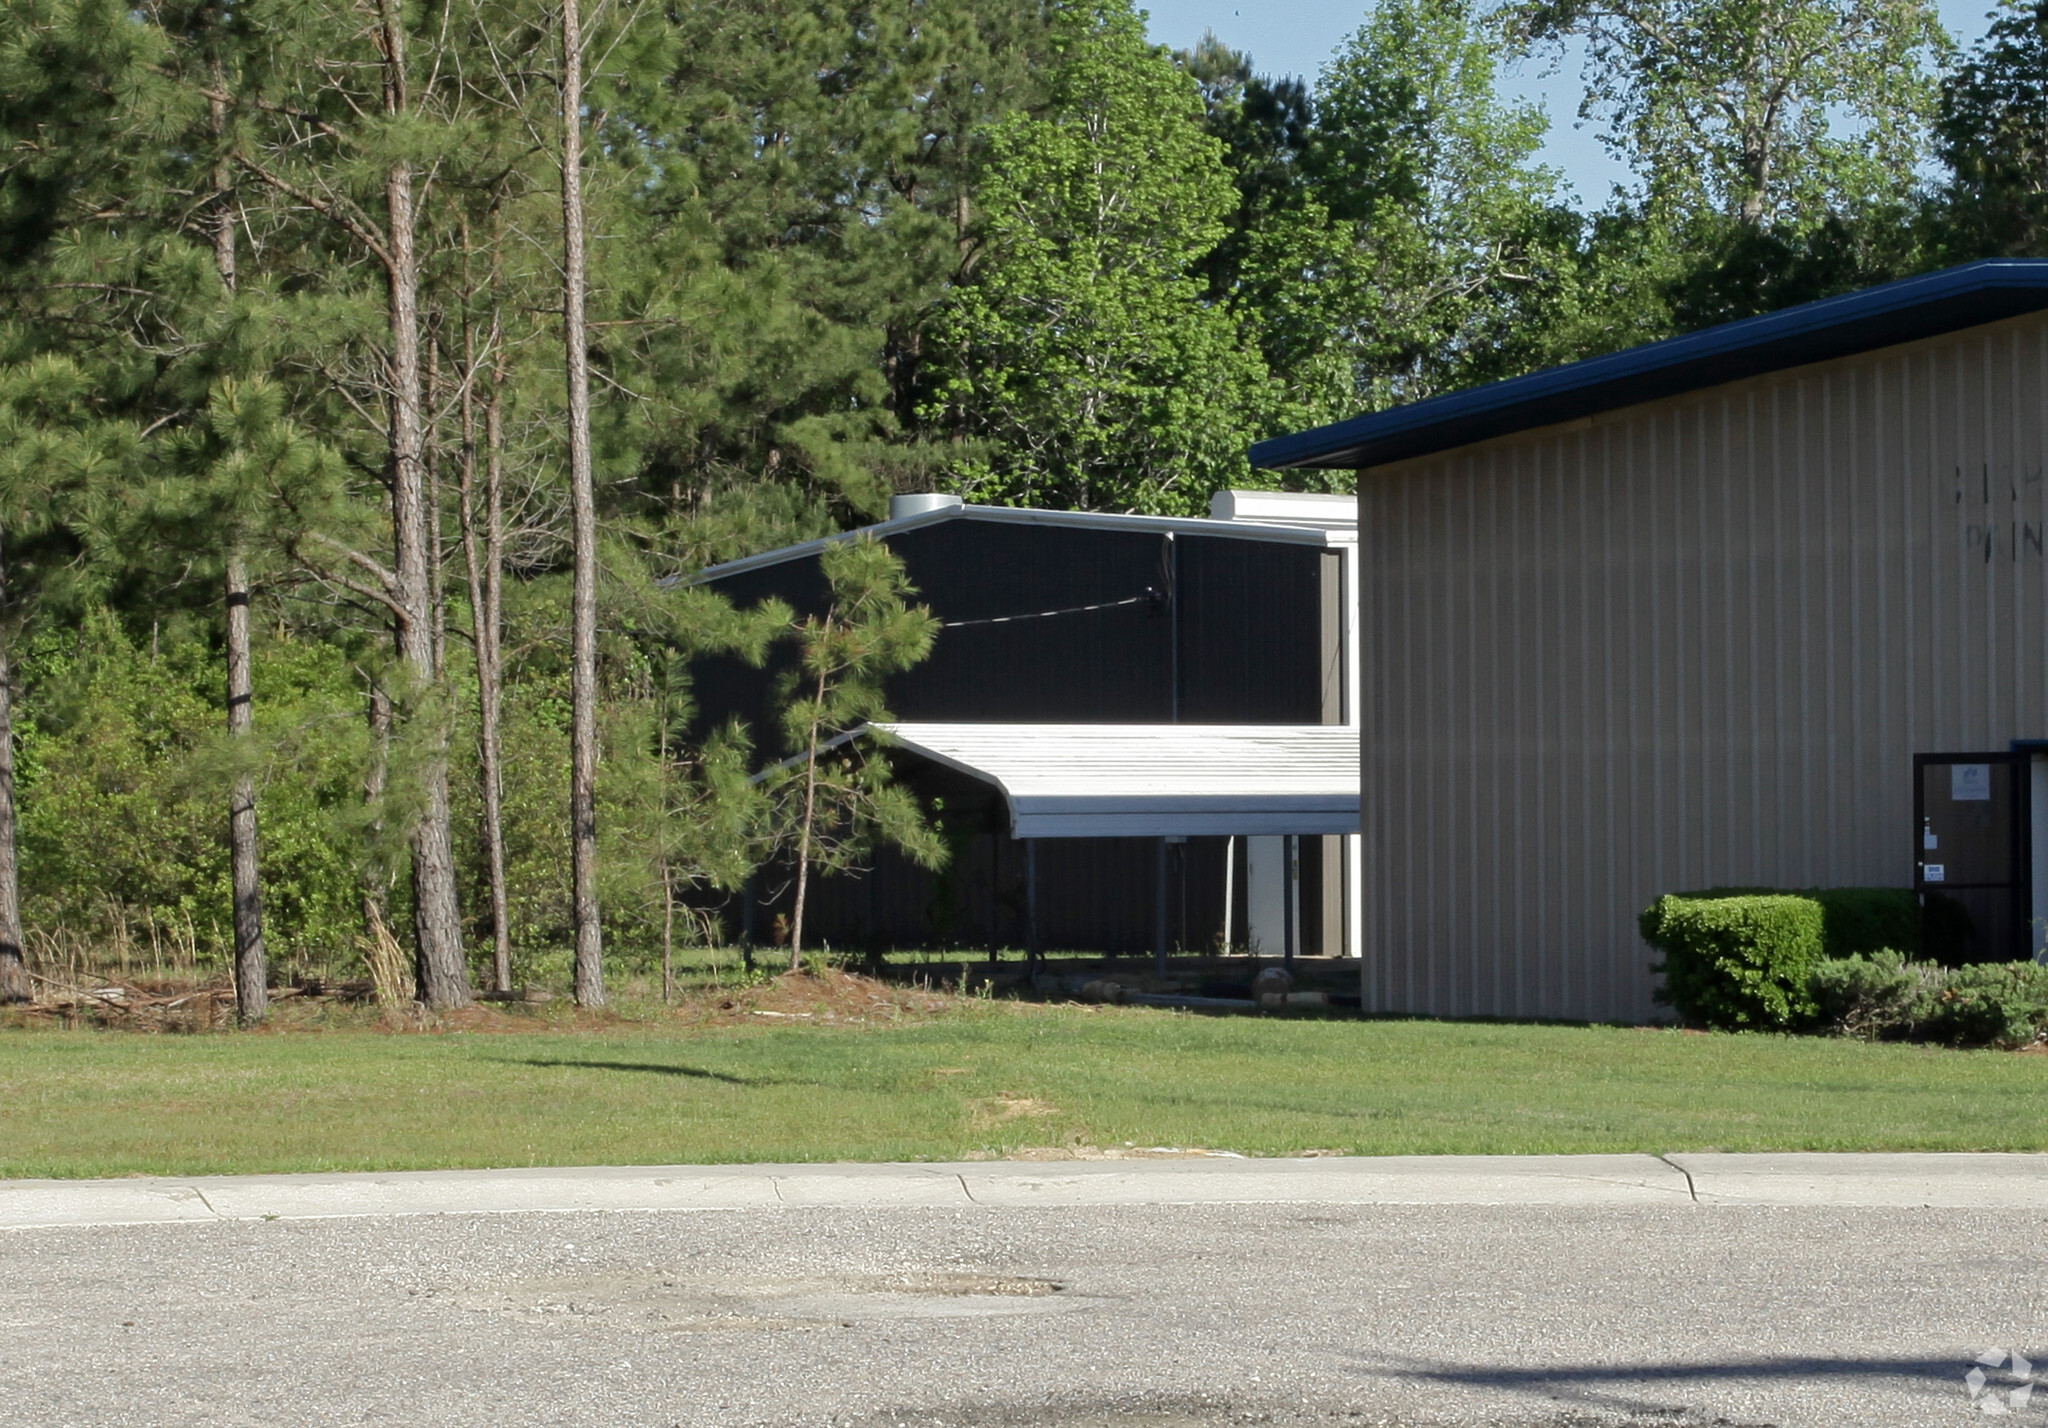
[1209,489,1358,532]
[689,503,1333,585]
[875,722,1360,839]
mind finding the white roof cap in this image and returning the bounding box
[1208,489,1357,531]
[875,723,1360,838]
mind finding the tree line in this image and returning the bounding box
[2,0,2046,1015]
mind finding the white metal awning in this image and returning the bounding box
[873,723,1360,839]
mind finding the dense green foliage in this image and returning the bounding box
[17,614,363,973]
[1648,887,2048,1042]
[1909,961,2048,1047]
[1641,892,1827,1029]
[1661,886,1923,959]
[1808,950,1934,1039]
[2,0,2044,999]
[1811,952,2048,1048]
[922,2,1271,513]
[1802,888,1925,961]
[1939,0,2048,259]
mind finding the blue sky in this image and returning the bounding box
[1140,0,2008,204]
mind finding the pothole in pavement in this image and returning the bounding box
[459,1270,1083,1333]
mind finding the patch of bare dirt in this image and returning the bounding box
[0,966,1009,1036]
[684,966,978,1028]
[968,1094,1060,1129]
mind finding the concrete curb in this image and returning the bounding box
[1670,1152,2048,1207]
[1,1153,2041,1229]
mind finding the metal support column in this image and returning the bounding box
[1154,837,1169,977]
[1026,840,1040,964]
[1283,834,1297,967]
[1221,835,1236,954]
[987,834,1000,962]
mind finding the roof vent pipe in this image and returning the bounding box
[888,492,965,520]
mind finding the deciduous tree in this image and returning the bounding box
[919,0,1271,514]
[1509,0,1948,229]
[1302,0,1583,411]
[1938,0,2048,259]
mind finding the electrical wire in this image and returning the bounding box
[941,591,1155,628]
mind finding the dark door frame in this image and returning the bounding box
[1913,751,2031,963]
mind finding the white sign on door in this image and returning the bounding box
[1952,763,1993,801]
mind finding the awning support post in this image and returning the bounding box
[1154,837,1169,978]
[987,833,1000,962]
[1026,839,1040,964]
[1221,835,1235,954]
[1284,834,1297,968]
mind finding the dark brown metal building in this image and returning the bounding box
[688,495,1358,957]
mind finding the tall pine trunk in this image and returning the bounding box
[460,317,513,994]
[362,678,393,935]
[426,322,447,681]
[562,0,604,1007]
[215,93,267,1024]
[225,556,267,1022]
[0,538,25,1003]
[380,0,469,1007]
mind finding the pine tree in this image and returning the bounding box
[557,0,605,1006]
[0,0,168,1001]
[771,536,942,970]
[622,0,1056,547]
[149,0,503,1005]
[601,574,781,995]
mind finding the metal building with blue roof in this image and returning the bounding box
[1257,258,2048,1022]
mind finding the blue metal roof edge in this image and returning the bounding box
[1249,259,2048,471]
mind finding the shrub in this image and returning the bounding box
[1641,894,1825,1029]
[1807,950,1933,1038]
[1909,962,2048,1048]
[1657,887,1920,958]
[1807,889,1921,961]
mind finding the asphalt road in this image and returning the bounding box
[3,1166,2043,1427]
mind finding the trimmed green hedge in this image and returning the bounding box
[1659,887,1920,959]
[1642,887,1925,1030]
[1647,885,2048,1044]
[1640,894,1825,1029]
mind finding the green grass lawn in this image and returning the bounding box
[3,1001,2045,1179]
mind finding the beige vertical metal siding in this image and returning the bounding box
[1360,309,2048,1023]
